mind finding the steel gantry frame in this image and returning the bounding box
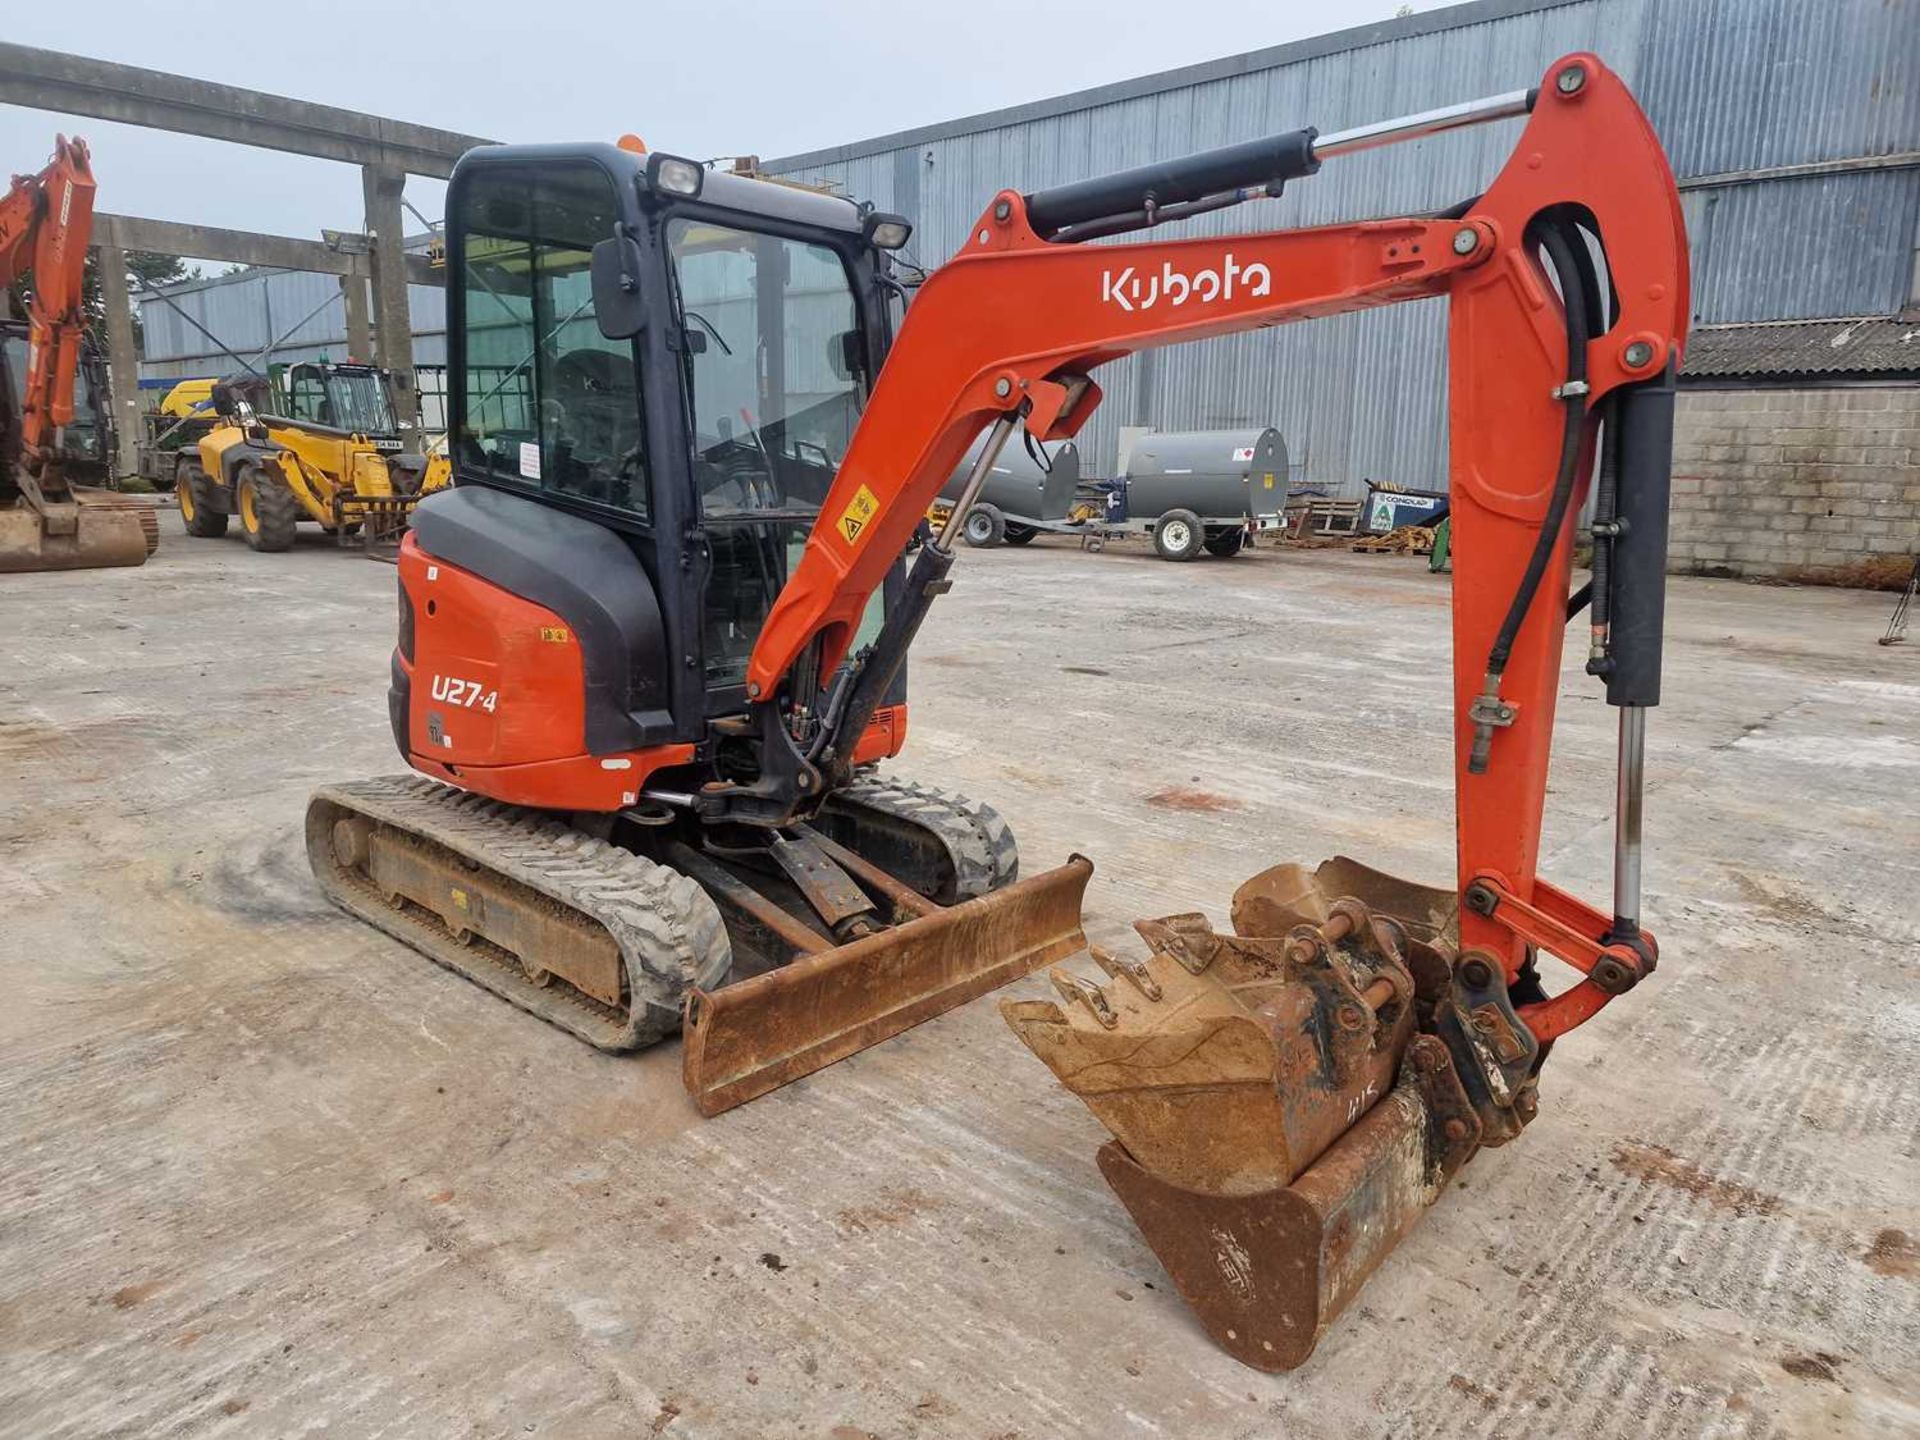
[0,42,491,470]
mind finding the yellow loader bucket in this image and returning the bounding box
[1004,858,1538,1371]
[0,491,155,574]
[685,855,1092,1115]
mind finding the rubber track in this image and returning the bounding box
[307,776,730,1051]
[828,775,1020,898]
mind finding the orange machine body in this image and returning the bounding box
[1,135,97,477]
[395,534,905,812]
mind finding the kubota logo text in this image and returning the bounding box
[1101,253,1273,313]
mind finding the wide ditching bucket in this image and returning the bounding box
[1003,857,1534,1372]
[0,491,156,574]
[685,853,1092,1115]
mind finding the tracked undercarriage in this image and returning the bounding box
[308,772,1089,1112]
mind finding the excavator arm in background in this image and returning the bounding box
[716,53,1687,1368]
[0,135,151,573]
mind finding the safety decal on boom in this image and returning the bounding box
[838,484,880,545]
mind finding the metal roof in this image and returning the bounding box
[762,0,1920,486]
[1681,317,1920,379]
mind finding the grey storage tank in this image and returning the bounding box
[1120,428,1288,522]
[940,429,1081,524]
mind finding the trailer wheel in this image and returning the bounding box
[1153,509,1206,561]
[178,463,228,538]
[1204,527,1246,557]
[962,503,1007,548]
[237,463,300,553]
[1002,522,1038,546]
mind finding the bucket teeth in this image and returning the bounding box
[1050,969,1119,1028]
[1090,943,1161,1001]
[1133,912,1220,974]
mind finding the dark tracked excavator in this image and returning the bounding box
[0,135,156,572]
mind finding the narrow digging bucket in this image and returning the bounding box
[1095,1034,1477,1371]
[1002,857,1495,1371]
[684,855,1092,1116]
[0,496,153,574]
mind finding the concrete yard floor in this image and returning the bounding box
[2,514,1916,1440]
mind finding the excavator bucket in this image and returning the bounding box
[0,491,156,574]
[685,855,1093,1115]
[1003,857,1523,1371]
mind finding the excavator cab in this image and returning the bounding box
[435,147,912,730]
[308,146,1092,1113]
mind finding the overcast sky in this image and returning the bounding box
[3,0,1451,260]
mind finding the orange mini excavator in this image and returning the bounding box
[311,55,1684,1364]
[0,135,154,573]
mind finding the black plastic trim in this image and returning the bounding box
[387,650,411,762]
[410,486,675,753]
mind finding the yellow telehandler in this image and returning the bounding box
[177,361,448,553]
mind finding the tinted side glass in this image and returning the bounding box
[456,165,649,519]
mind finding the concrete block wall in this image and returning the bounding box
[1667,387,1919,587]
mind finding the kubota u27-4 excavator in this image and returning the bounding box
[0,135,155,573]
[310,53,1685,1368]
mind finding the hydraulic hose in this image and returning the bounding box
[1467,219,1591,774]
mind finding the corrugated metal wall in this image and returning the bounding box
[765,0,1919,489]
[134,0,1918,492]
[138,268,447,381]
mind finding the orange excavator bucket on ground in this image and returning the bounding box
[0,491,156,573]
[1003,859,1514,1371]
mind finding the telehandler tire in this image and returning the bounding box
[177,463,229,539]
[237,463,300,553]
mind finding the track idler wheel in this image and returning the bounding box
[1002,858,1503,1371]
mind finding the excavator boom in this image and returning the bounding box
[745,51,1685,1035]
[724,53,1686,1368]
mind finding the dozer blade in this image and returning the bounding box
[0,494,153,574]
[684,855,1092,1116]
[1004,860,1518,1371]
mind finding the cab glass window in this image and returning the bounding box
[286,369,328,424]
[456,164,647,518]
[665,219,866,519]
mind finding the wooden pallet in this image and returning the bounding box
[1351,525,1436,555]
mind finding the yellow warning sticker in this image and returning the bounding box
[838,484,880,546]
[539,626,570,643]
[1262,472,1275,488]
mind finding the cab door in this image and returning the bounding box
[448,156,709,744]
